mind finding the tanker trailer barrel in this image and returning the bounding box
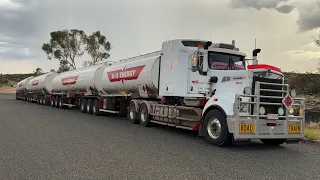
[26,72,59,105]
[50,63,110,110]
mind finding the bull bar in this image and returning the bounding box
[228,81,305,140]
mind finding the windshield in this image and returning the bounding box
[208,52,245,70]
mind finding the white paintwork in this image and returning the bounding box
[99,52,161,94]
[202,69,284,116]
[26,72,59,92]
[16,76,35,92]
[52,63,110,93]
[203,70,252,116]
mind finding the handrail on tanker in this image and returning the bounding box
[118,51,161,63]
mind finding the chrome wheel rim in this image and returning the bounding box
[140,108,147,122]
[81,102,84,111]
[129,105,135,119]
[207,118,221,139]
[87,103,90,112]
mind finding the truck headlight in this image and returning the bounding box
[290,89,297,98]
[259,106,266,115]
[289,107,295,114]
[240,105,248,113]
[243,86,251,95]
[278,107,284,116]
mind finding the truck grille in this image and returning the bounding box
[251,76,285,116]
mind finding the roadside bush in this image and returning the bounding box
[283,72,320,96]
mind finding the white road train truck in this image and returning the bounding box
[25,72,59,104]
[22,39,306,147]
[16,76,35,100]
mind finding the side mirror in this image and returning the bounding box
[191,54,198,72]
[191,52,207,75]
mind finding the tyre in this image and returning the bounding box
[128,102,139,124]
[92,99,100,116]
[42,96,47,105]
[203,109,232,147]
[59,97,64,109]
[80,99,86,113]
[260,139,286,146]
[39,96,43,105]
[37,97,40,104]
[138,103,152,127]
[55,96,59,108]
[51,96,55,107]
[86,99,93,114]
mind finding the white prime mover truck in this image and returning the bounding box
[18,39,305,147]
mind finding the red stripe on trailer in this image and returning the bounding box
[247,64,281,72]
[32,80,39,86]
[107,65,146,84]
[61,76,79,86]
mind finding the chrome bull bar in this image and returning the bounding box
[230,81,305,140]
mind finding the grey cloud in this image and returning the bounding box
[0,46,36,60]
[0,0,48,60]
[231,0,290,10]
[275,5,295,14]
[231,0,320,32]
[297,1,320,32]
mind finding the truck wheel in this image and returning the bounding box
[128,102,139,124]
[203,109,231,147]
[42,97,46,105]
[260,139,286,146]
[59,97,64,109]
[86,99,93,114]
[39,96,43,104]
[139,103,152,127]
[51,96,55,107]
[92,99,100,116]
[55,96,60,108]
[80,99,86,113]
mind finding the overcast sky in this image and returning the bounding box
[1,0,320,74]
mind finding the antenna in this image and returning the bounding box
[255,38,257,49]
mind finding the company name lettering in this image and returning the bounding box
[62,76,79,86]
[32,80,39,86]
[110,70,137,80]
[107,65,145,83]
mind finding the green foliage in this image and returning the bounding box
[0,73,34,86]
[83,31,112,67]
[283,72,320,96]
[57,60,70,73]
[42,29,87,72]
[34,68,43,75]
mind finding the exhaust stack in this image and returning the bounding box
[252,49,261,65]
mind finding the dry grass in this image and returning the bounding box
[0,86,16,93]
[305,122,320,140]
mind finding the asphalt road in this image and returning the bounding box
[0,93,319,180]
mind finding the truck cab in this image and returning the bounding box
[158,39,305,146]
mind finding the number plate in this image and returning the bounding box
[239,123,255,133]
[288,124,301,134]
[267,114,279,120]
